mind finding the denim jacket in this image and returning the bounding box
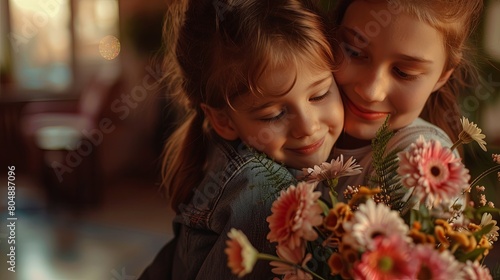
[171,134,296,280]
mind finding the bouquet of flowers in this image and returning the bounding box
[225,117,500,279]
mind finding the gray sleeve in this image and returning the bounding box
[388,123,454,155]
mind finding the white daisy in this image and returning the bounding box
[303,155,362,182]
[342,199,410,251]
[480,213,499,244]
[462,260,493,280]
[459,117,487,151]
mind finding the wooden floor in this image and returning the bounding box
[0,173,174,280]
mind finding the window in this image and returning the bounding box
[2,0,120,93]
[75,0,120,66]
[9,0,72,90]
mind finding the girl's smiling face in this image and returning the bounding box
[334,0,453,146]
[225,61,344,170]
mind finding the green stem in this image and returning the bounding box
[256,253,326,280]
[450,243,460,254]
[318,199,331,216]
[450,139,463,152]
[329,190,338,207]
[327,178,339,205]
[327,178,339,190]
[469,165,500,188]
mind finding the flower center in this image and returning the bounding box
[378,256,393,272]
[417,265,432,280]
[424,159,449,185]
[430,166,440,177]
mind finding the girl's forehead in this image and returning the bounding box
[256,56,331,94]
[231,61,331,111]
[258,62,297,93]
[341,1,446,57]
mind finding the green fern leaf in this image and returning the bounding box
[250,151,297,201]
[369,116,414,215]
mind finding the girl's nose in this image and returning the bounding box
[354,68,388,103]
[290,109,318,139]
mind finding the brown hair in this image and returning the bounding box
[332,0,483,144]
[161,0,337,212]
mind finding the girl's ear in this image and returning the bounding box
[432,68,455,92]
[201,104,239,141]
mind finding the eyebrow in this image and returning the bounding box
[395,54,433,64]
[342,27,369,46]
[308,75,332,90]
[343,27,433,64]
[247,75,332,113]
[247,100,277,113]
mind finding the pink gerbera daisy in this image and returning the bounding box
[398,136,471,207]
[225,228,259,277]
[266,182,323,249]
[462,260,493,280]
[352,235,414,280]
[270,244,313,280]
[412,244,463,280]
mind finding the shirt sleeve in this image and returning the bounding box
[193,159,296,280]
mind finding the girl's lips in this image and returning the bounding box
[345,98,389,121]
[289,137,325,155]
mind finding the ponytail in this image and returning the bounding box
[162,109,208,213]
[161,0,209,213]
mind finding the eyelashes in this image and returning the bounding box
[341,44,420,82]
[260,91,330,123]
[310,91,329,101]
[393,67,419,81]
[261,110,286,122]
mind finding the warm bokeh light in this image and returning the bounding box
[99,35,121,60]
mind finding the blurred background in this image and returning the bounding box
[0,0,175,279]
[0,0,499,279]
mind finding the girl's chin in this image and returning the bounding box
[287,156,329,170]
[332,132,368,150]
[344,118,398,140]
[345,128,377,141]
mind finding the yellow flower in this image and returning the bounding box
[434,226,450,248]
[459,117,487,151]
[448,231,470,249]
[324,202,352,235]
[327,252,344,275]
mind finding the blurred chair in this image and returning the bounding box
[21,67,123,210]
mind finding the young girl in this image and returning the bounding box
[329,0,483,198]
[161,0,344,278]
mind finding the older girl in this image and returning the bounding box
[330,0,483,198]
